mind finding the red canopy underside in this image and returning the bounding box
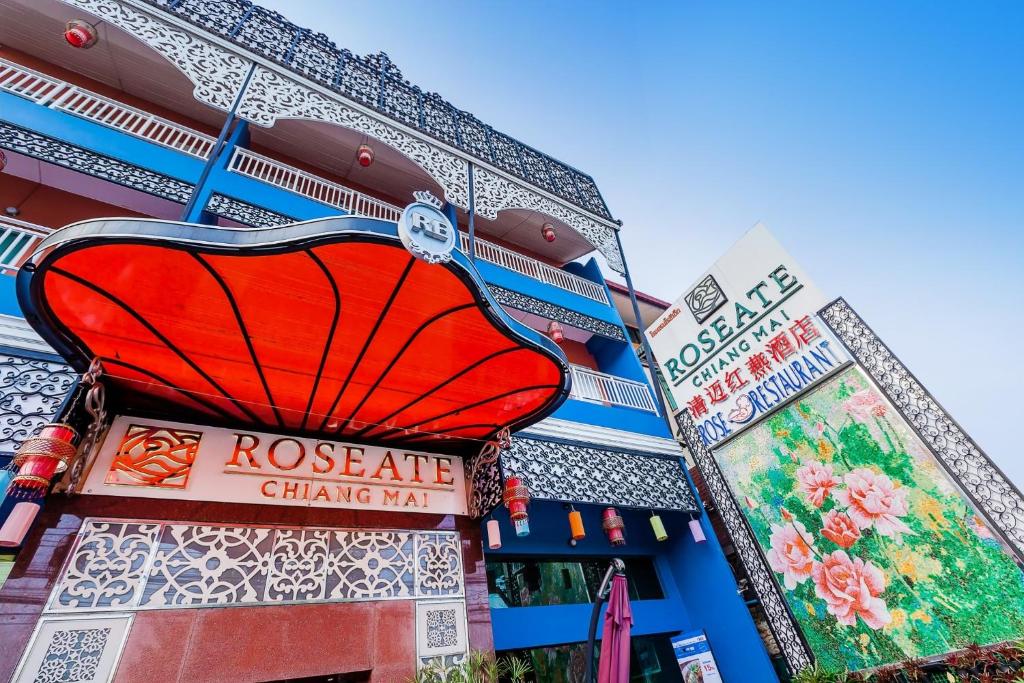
[38,240,565,453]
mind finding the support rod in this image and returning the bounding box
[180,64,257,221]
[585,558,625,683]
[467,162,476,262]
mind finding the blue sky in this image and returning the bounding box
[261,2,1023,486]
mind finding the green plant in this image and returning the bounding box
[501,655,532,683]
[792,662,842,683]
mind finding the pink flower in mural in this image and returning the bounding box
[796,461,838,508]
[834,468,913,541]
[820,509,861,549]
[843,389,887,421]
[812,550,891,629]
[767,521,818,589]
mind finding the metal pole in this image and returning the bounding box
[467,162,476,262]
[180,64,257,221]
[614,229,671,421]
[585,558,625,683]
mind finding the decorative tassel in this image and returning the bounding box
[689,517,707,543]
[503,476,531,537]
[650,512,668,542]
[486,519,502,550]
[9,424,77,497]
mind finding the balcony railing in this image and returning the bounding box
[569,365,658,413]
[227,148,403,222]
[0,217,49,275]
[0,57,216,159]
[458,234,608,304]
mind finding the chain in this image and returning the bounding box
[66,358,107,495]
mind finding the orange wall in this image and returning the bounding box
[0,176,146,229]
[559,338,598,370]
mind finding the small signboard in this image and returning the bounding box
[398,191,455,264]
[82,416,468,515]
[672,630,723,683]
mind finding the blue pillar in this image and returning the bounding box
[183,121,250,225]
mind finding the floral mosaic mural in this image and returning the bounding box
[714,366,1024,671]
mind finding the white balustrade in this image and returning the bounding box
[0,57,215,158]
[0,217,51,274]
[570,364,658,413]
[227,148,403,222]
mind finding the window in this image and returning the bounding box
[486,557,663,609]
[498,634,683,683]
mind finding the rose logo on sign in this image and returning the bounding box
[399,191,455,264]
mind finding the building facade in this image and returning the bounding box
[0,1,778,681]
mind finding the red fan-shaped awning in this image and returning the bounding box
[18,216,571,455]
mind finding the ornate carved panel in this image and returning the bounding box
[11,614,133,683]
[820,298,1024,557]
[0,352,77,454]
[46,520,464,612]
[0,122,193,203]
[205,193,295,228]
[677,410,813,671]
[59,0,251,111]
[488,286,627,341]
[473,167,625,273]
[502,436,699,512]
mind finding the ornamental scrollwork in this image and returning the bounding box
[473,167,625,274]
[677,410,813,671]
[0,352,77,454]
[205,193,294,228]
[58,0,251,111]
[487,286,627,341]
[414,533,463,598]
[0,122,193,204]
[502,437,699,512]
[236,66,470,211]
[820,298,1024,558]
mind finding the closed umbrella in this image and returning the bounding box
[597,573,633,683]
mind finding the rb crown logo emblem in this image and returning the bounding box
[398,190,455,264]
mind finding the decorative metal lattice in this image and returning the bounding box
[46,519,463,613]
[205,193,295,227]
[0,122,193,203]
[33,627,110,683]
[134,0,612,220]
[488,286,627,341]
[0,352,77,454]
[501,436,698,512]
[820,298,1024,558]
[677,410,813,671]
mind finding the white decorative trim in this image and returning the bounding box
[520,417,683,457]
[0,314,54,354]
[58,0,251,112]
[236,66,470,210]
[473,166,625,273]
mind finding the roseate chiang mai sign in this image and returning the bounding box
[646,224,848,446]
[82,416,468,515]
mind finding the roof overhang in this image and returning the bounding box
[17,215,572,456]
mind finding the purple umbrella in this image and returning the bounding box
[597,573,633,683]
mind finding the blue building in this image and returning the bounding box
[0,1,778,681]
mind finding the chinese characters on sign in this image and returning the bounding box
[85,416,469,515]
[645,224,848,446]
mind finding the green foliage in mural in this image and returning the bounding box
[715,366,1024,672]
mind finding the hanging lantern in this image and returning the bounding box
[64,20,99,49]
[0,150,6,173]
[602,507,625,546]
[486,519,502,550]
[689,517,707,543]
[650,512,668,542]
[568,507,585,542]
[547,320,565,344]
[357,144,374,167]
[541,222,556,243]
[503,476,531,537]
[0,502,40,548]
[8,424,77,497]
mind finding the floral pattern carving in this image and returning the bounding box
[415,533,462,597]
[205,193,295,228]
[33,627,109,683]
[327,531,415,599]
[0,352,76,453]
[487,286,627,341]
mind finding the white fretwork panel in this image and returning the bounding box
[46,519,462,613]
[49,521,159,612]
[416,600,468,659]
[11,614,132,683]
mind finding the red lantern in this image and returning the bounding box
[503,476,531,537]
[9,424,77,497]
[0,150,6,173]
[602,507,625,546]
[357,144,374,167]
[64,20,99,49]
[541,222,556,243]
[547,320,564,344]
